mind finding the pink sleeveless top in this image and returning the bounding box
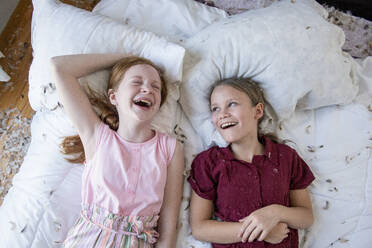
[81,122,177,216]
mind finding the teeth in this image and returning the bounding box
[134,99,152,107]
[220,122,237,129]
[140,99,151,105]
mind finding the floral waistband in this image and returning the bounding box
[81,204,159,244]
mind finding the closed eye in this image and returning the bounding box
[152,83,161,90]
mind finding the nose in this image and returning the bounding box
[218,109,230,120]
[140,83,152,93]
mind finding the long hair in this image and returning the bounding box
[60,56,168,163]
[208,77,280,143]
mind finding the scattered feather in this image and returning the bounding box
[20,224,27,233]
[8,221,16,231]
[307,145,316,152]
[323,200,329,210]
[279,122,283,131]
[54,221,62,232]
[338,237,349,243]
[345,155,354,164]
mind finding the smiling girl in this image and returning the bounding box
[188,77,314,248]
[51,54,184,248]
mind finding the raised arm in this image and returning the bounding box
[50,54,127,158]
[156,141,185,247]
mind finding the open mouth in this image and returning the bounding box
[220,122,238,129]
[133,99,152,108]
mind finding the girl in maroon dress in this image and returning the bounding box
[188,78,315,248]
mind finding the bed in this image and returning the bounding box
[0,0,371,247]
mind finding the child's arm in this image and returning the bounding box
[190,190,289,244]
[239,188,313,243]
[50,54,126,158]
[264,222,289,244]
[189,191,243,244]
[156,141,184,248]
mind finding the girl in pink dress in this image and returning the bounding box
[188,78,314,248]
[51,54,184,248]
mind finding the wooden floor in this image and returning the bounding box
[0,0,99,205]
[0,0,99,117]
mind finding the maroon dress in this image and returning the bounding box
[188,137,315,248]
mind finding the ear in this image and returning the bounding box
[108,89,117,105]
[254,103,264,120]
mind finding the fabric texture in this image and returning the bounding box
[188,137,315,248]
[92,0,227,43]
[82,122,176,216]
[63,204,159,247]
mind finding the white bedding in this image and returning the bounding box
[1,0,372,247]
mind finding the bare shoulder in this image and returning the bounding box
[169,140,184,170]
[83,121,103,161]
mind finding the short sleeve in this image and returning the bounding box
[290,151,315,190]
[187,152,217,201]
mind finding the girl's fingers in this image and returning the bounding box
[248,227,262,243]
[238,218,252,237]
[282,234,289,241]
[239,216,247,222]
[257,229,268,242]
[242,224,256,243]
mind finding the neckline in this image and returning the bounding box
[220,136,279,165]
[113,129,158,147]
[226,145,265,164]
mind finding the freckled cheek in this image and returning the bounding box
[116,93,131,106]
[211,114,219,128]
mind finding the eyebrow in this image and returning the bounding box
[130,75,161,84]
[211,98,238,104]
[129,75,143,80]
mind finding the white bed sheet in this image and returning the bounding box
[0,0,372,247]
[2,89,370,248]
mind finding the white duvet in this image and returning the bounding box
[0,0,371,247]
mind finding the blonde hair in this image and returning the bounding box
[209,77,279,142]
[60,56,168,163]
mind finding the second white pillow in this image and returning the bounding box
[180,0,359,147]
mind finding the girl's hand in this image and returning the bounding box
[238,205,281,243]
[264,222,289,244]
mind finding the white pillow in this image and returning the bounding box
[92,0,228,43]
[179,0,359,147]
[29,0,185,112]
